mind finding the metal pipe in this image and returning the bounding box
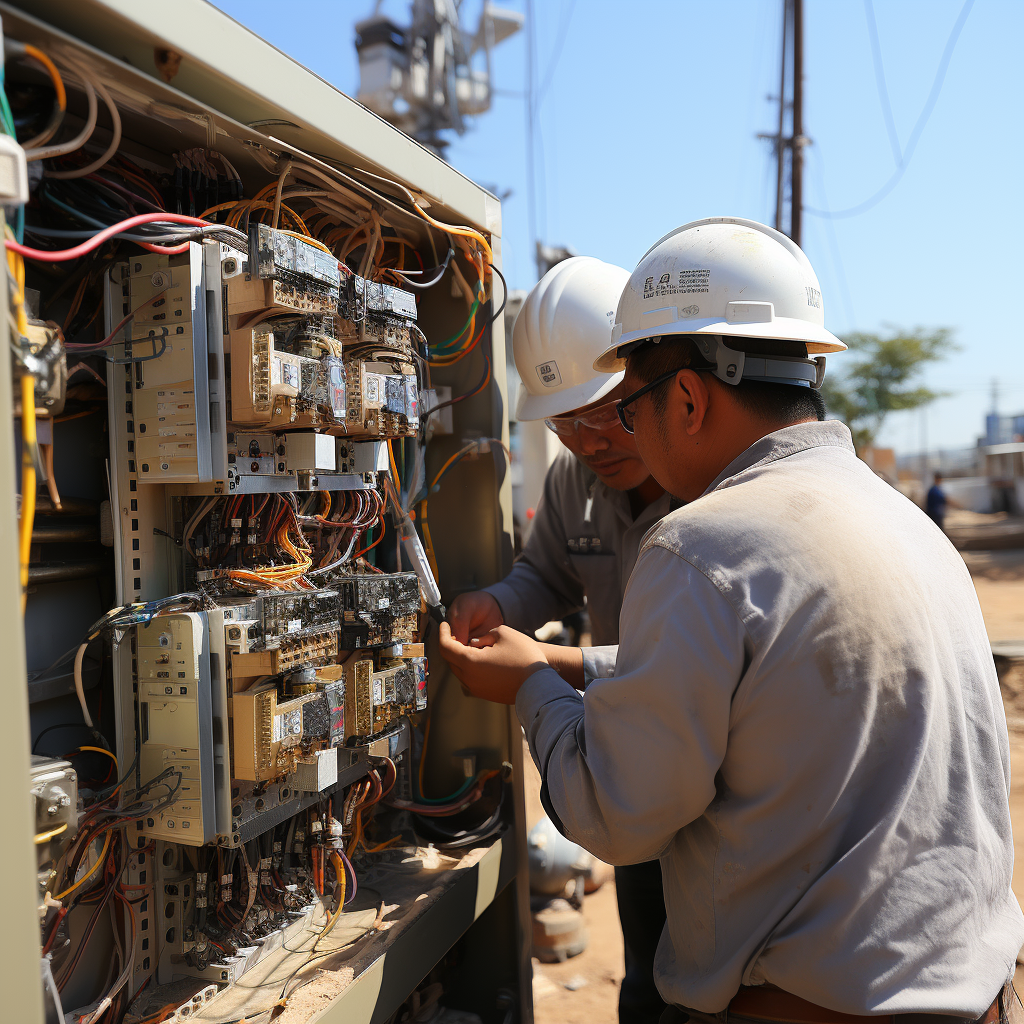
[31,524,99,544]
[28,560,106,584]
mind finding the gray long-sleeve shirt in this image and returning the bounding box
[485,448,673,644]
[517,421,1024,1016]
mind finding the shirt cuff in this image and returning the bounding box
[515,665,580,735]
[482,580,527,632]
[583,645,618,685]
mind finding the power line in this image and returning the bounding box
[805,0,975,220]
[809,148,857,329]
[863,0,902,165]
[537,0,578,105]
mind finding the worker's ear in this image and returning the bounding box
[673,369,710,436]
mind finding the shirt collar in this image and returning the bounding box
[703,420,856,497]
[583,465,675,527]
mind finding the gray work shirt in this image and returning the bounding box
[484,447,673,644]
[517,421,1024,1016]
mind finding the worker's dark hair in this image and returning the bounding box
[626,336,826,424]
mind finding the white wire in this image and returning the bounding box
[41,954,66,1024]
[26,69,98,162]
[46,70,122,179]
[81,894,136,1024]
[74,642,94,728]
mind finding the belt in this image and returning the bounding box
[724,984,1006,1024]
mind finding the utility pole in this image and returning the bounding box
[773,2,787,233]
[759,0,807,246]
[791,0,804,247]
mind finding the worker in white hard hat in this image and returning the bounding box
[441,219,1023,1024]
[449,255,674,1024]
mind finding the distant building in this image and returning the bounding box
[984,412,1024,446]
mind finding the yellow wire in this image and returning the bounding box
[387,439,400,493]
[55,832,111,900]
[277,230,332,255]
[406,202,492,264]
[35,823,68,845]
[199,199,310,235]
[362,836,404,854]
[76,746,117,767]
[19,375,35,615]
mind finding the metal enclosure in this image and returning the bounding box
[0,1,532,1020]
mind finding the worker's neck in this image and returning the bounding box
[628,475,665,517]
[680,415,818,502]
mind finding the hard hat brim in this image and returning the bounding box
[516,369,624,421]
[593,318,847,373]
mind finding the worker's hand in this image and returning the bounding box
[448,591,504,644]
[438,622,549,704]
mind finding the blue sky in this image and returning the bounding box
[211,0,1023,453]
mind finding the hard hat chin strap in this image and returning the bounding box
[693,336,826,390]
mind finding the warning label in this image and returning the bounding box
[643,269,710,299]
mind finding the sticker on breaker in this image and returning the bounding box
[413,658,428,711]
[328,360,346,418]
[273,709,303,746]
[287,619,301,633]
[282,362,300,390]
[364,373,383,405]
[404,378,420,427]
[372,679,383,705]
[325,681,345,747]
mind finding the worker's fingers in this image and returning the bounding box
[469,632,498,649]
[449,592,503,644]
[448,598,471,644]
[438,621,479,667]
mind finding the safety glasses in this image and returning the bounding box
[615,370,681,434]
[544,398,621,437]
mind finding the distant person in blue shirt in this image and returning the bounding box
[926,473,948,530]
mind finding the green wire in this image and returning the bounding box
[432,299,480,352]
[0,69,21,241]
[416,774,476,804]
[0,69,15,137]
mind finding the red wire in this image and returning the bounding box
[6,213,211,262]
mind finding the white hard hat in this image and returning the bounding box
[594,217,846,388]
[513,256,630,421]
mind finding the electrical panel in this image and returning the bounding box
[4,3,523,1023]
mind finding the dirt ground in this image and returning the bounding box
[530,548,1024,1024]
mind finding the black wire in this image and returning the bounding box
[32,722,101,754]
[489,264,508,326]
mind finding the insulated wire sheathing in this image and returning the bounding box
[74,642,94,728]
[20,44,66,150]
[19,373,35,615]
[26,68,97,163]
[46,69,122,179]
[6,212,214,261]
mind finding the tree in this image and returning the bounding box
[821,327,958,451]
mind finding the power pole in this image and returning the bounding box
[773,1,788,233]
[759,0,807,245]
[791,0,804,247]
